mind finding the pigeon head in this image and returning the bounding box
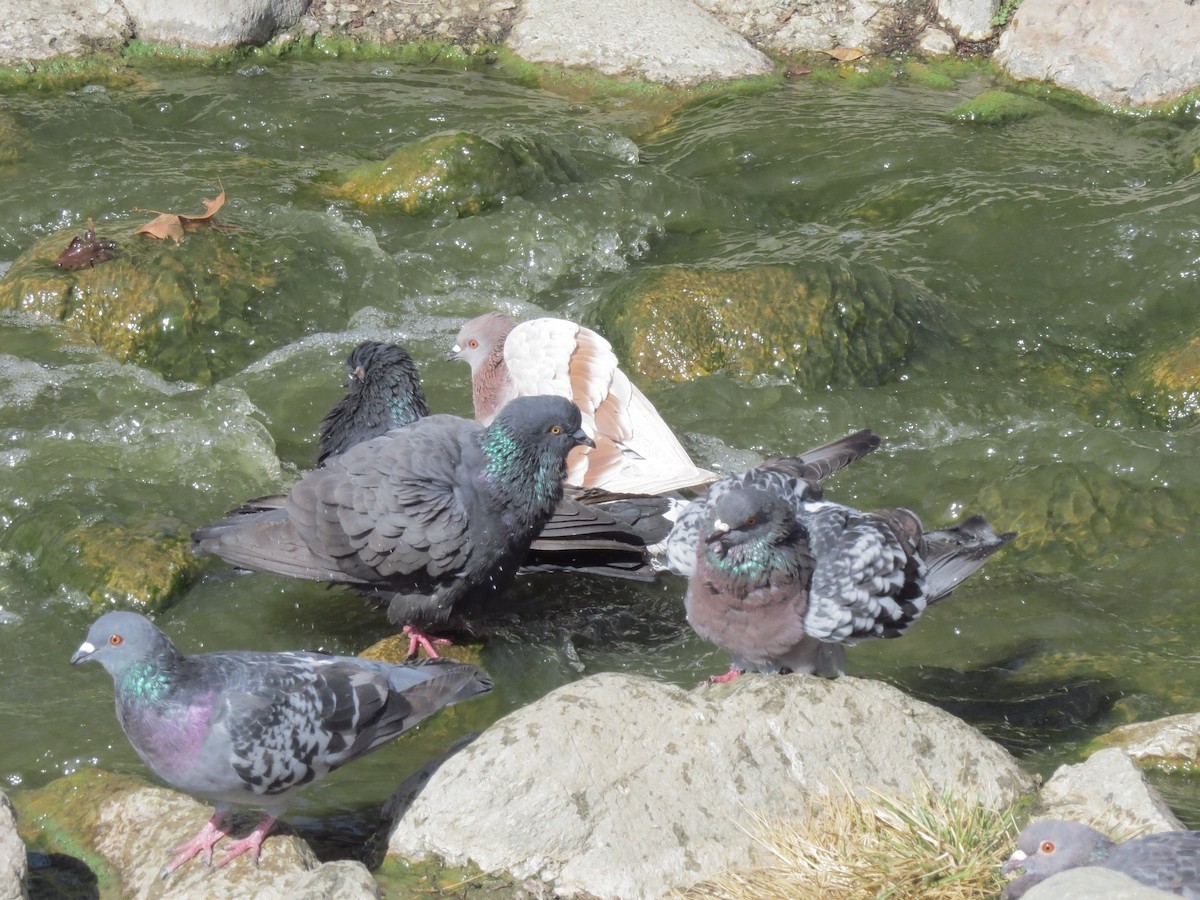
[344,341,421,391]
[447,312,515,373]
[71,610,178,677]
[482,395,594,505]
[1001,819,1112,878]
[705,486,792,549]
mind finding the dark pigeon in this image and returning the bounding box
[71,610,491,876]
[317,340,429,465]
[685,483,1014,679]
[1002,819,1200,898]
[193,395,595,653]
[449,312,715,493]
[662,428,883,577]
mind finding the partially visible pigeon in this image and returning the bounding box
[448,312,715,494]
[71,610,491,876]
[193,395,594,656]
[317,340,429,465]
[662,428,883,577]
[1001,819,1200,898]
[685,483,1014,679]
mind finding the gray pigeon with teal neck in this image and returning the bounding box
[193,395,594,655]
[71,610,491,877]
[686,483,1014,680]
[662,428,882,577]
[1001,819,1200,898]
[317,340,429,465]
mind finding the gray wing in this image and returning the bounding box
[288,415,476,585]
[1107,832,1200,894]
[217,653,491,799]
[801,502,928,642]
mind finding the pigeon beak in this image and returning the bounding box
[705,518,731,543]
[999,849,1027,875]
[70,640,96,666]
[445,345,462,362]
[572,427,596,449]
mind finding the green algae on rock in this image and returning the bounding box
[1129,331,1200,425]
[332,131,549,216]
[948,89,1049,124]
[595,261,929,387]
[0,222,278,385]
[0,109,29,165]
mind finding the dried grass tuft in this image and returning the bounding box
[678,782,1020,900]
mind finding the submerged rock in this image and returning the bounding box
[386,672,1030,898]
[15,769,379,900]
[949,89,1049,124]
[0,223,278,386]
[332,132,559,217]
[1129,331,1200,426]
[597,261,929,387]
[0,111,30,166]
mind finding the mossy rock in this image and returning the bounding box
[0,221,277,385]
[0,109,30,164]
[1088,714,1200,774]
[948,90,1048,124]
[1129,331,1200,425]
[2,510,200,613]
[359,633,486,668]
[331,131,549,216]
[595,261,929,387]
[970,461,1190,572]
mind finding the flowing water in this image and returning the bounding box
[3,55,1200,859]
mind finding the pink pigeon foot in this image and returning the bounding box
[707,669,743,684]
[403,625,451,659]
[213,814,277,869]
[160,812,230,878]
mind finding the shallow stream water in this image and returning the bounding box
[3,55,1200,861]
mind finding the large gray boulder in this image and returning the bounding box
[506,0,773,85]
[123,0,310,47]
[387,672,1030,899]
[0,789,27,900]
[995,0,1200,107]
[0,0,131,66]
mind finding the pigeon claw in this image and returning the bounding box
[403,625,452,660]
[707,669,744,685]
[213,815,276,870]
[161,813,229,878]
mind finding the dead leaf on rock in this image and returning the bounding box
[135,189,226,243]
[823,47,866,62]
[785,66,813,77]
[54,218,117,269]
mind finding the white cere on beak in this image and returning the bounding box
[451,344,462,354]
[1009,850,1027,863]
[77,641,95,655]
[712,518,729,533]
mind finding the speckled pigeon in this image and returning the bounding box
[71,610,491,877]
[661,428,883,577]
[193,395,594,656]
[1001,819,1200,898]
[685,482,1014,680]
[316,340,429,465]
[448,312,715,494]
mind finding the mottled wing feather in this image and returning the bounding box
[802,503,928,642]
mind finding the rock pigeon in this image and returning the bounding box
[685,482,1014,680]
[71,610,491,876]
[317,340,429,465]
[448,312,715,494]
[193,395,594,656]
[662,428,883,577]
[1001,819,1200,898]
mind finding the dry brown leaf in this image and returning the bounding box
[135,189,226,243]
[823,47,866,62]
[54,217,117,269]
[785,66,813,77]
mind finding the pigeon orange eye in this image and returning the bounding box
[109,634,123,646]
[1040,840,1055,854]
[745,516,756,526]
[550,425,562,435]
[468,339,479,348]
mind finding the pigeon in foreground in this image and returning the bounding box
[661,428,883,577]
[448,312,715,494]
[193,395,594,658]
[686,483,1014,680]
[1001,819,1200,898]
[316,340,429,465]
[71,610,491,876]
